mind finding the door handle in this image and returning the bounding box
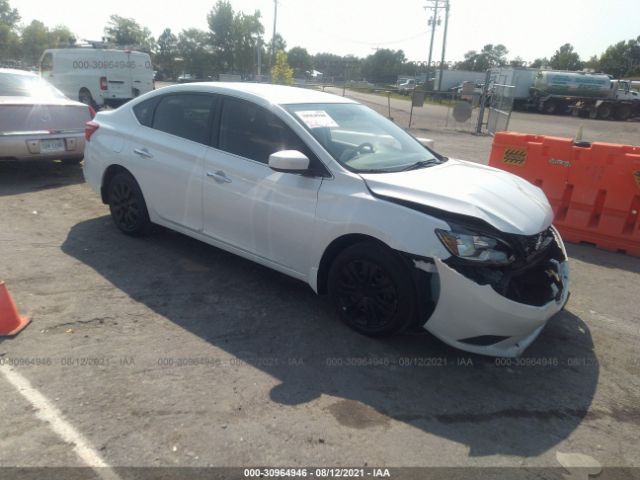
[207,170,232,184]
[133,147,153,158]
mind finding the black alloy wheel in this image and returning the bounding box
[328,242,417,337]
[107,172,152,236]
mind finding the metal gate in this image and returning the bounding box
[474,69,516,135]
[486,83,515,135]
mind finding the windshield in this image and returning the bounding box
[285,103,443,173]
[0,72,67,99]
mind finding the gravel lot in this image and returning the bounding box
[1,89,639,479]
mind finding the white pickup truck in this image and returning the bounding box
[398,79,416,95]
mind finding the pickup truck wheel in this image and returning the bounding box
[328,242,416,337]
[107,172,152,237]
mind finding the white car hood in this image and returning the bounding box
[361,159,553,235]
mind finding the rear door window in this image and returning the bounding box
[218,96,315,165]
[151,94,216,145]
[133,97,160,127]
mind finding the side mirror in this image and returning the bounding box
[268,150,310,173]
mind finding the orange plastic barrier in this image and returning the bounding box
[0,281,31,337]
[489,132,640,257]
[489,133,574,217]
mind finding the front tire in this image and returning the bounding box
[328,242,417,337]
[107,172,152,236]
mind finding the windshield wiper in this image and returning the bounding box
[399,159,442,171]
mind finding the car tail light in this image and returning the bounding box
[100,76,108,90]
[85,121,99,141]
[88,105,96,119]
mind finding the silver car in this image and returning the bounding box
[0,68,92,164]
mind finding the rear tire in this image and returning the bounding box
[328,242,417,337]
[78,89,98,110]
[614,104,631,121]
[107,172,152,237]
[541,100,557,114]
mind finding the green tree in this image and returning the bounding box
[48,25,76,47]
[20,20,49,65]
[455,44,509,71]
[207,0,235,71]
[509,56,526,68]
[104,15,155,51]
[233,10,264,75]
[0,0,19,26]
[177,28,212,79]
[267,32,286,64]
[312,52,343,78]
[156,28,179,79]
[342,54,362,82]
[207,0,264,75]
[271,50,292,84]
[530,57,550,69]
[0,0,20,61]
[598,37,640,78]
[584,55,599,72]
[362,49,406,84]
[549,43,583,71]
[287,46,312,76]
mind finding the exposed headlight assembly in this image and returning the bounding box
[435,228,515,266]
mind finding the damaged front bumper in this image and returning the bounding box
[418,246,570,358]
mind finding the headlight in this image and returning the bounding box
[435,228,514,265]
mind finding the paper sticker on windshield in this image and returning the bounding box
[295,110,339,129]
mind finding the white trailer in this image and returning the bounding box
[489,67,538,109]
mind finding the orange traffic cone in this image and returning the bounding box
[0,281,31,337]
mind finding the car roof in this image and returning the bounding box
[155,82,357,106]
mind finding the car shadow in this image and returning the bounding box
[61,216,599,458]
[0,160,84,197]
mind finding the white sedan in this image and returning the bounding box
[83,83,570,357]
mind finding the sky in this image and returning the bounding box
[13,0,640,64]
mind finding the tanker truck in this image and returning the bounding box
[529,70,640,120]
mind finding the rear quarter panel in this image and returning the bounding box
[83,109,138,195]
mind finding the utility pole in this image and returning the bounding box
[425,0,446,90]
[257,41,262,79]
[271,0,278,66]
[437,0,450,91]
[426,0,439,90]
